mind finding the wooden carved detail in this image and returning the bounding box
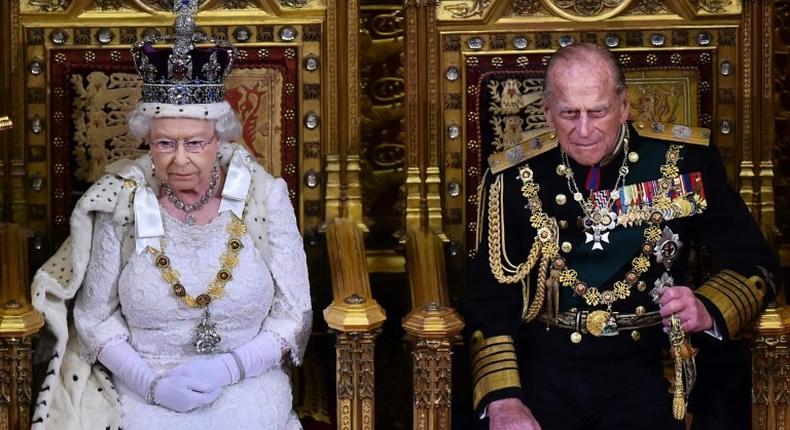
[336,331,378,430]
[27,0,70,11]
[360,8,405,239]
[752,334,790,429]
[509,0,542,16]
[546,0,626,15]
[336,331,378,400]
[93,0,125,9]
[775,0,790,247]
[624,0,669,15]
[0,336,36,430]
[444,0,494,19]
[540,0,633,20]
[412,338,454,430]
[699,0,732,14]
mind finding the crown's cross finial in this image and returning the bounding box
[131,0,235,105]
[169,0,199,84]
[174,0,198,14]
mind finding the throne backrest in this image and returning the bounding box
[465,49,714,250]
[47,47,300,244]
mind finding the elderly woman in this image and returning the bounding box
[29,2,311,429]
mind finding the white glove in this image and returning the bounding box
[98,341,158,399]
[152,376,222,413]
[98,341,220,412]
[168,331,283,389]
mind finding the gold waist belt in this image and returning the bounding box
[538,309,663,339]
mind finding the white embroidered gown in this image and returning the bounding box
[73,209,302,430]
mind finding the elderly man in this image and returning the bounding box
[467,42,779,430]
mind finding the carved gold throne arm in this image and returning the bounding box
[323,218,386,430]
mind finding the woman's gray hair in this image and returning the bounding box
[127,106,242,142]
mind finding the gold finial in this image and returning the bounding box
[0,116,12,131]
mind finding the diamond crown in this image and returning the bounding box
[131,0,237,105]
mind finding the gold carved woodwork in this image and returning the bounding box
[409,337,455,430]
[323,218,385,430]
[359,6,406,252]
[0,336,37,430]
[22,0,317,13]
[541,0,633,22]
[336,331,378,430]
[440,0,739,20]
[402,229,464,430]
[402,0,444,237]
[0,224,45,430]
[403,305,463,430]
[324,0,366,229]
[752,304,790,430]
[774,0,790,265]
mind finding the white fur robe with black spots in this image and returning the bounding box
[29,144,312,430]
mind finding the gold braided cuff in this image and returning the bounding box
[471,331,521,410]
[696,270,767,337]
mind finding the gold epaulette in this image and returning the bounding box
[696,270,767,337]
[633,121,710,146]
[487,129,559,174]
[471,330,521,410]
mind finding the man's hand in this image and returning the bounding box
[488,397,541,430]
[658,286,713,332]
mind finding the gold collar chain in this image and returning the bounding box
[148,213,247,309]
[515,143,684,310]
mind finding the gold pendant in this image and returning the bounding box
[570,331,582,343]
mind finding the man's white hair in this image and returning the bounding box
[127,101,242,142]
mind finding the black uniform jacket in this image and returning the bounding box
[466,121,780,414]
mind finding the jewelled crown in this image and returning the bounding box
[131,0,237,105]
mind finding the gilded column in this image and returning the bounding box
[740,0,757,216]
[323,218,386,430]
[325,0,366,229]
[752,304,790,430]
[403,0,444,235]
[758,0,776,241]
[404,307,463,430]
[0,224,45,430]
[402,229,464,430]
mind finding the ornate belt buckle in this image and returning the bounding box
[586,310,619,337]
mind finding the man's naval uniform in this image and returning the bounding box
[467,121,780,430]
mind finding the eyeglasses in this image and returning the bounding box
[149,135,216,154]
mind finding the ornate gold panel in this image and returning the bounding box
[438,0,739,22]
[774,0,790,265]
[359,5,405,249]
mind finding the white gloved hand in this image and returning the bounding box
[167,331,283,389]
[166,355,236,389]
[98,341,157,399]
[99,341,221,412]
[152,376,222,413]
